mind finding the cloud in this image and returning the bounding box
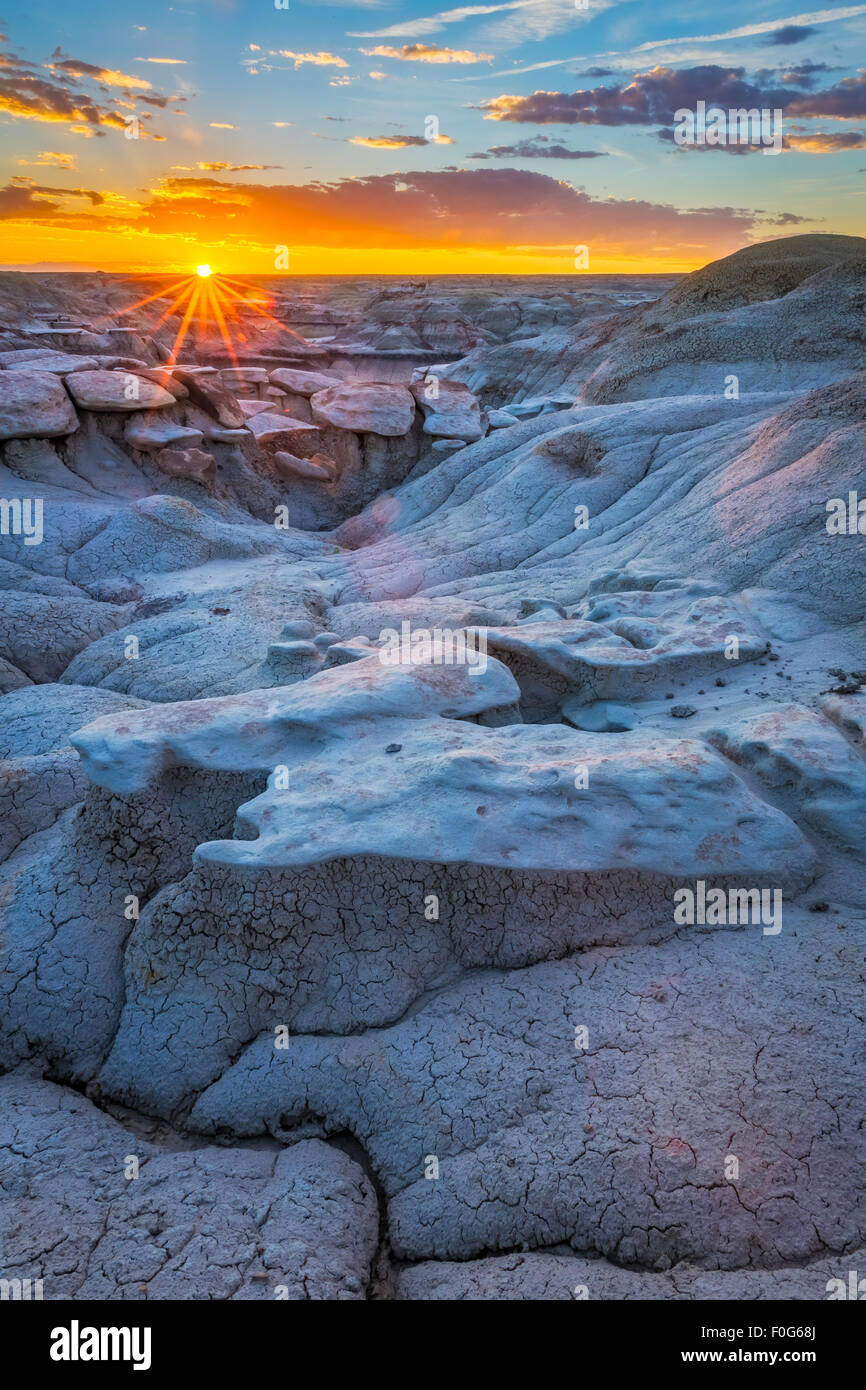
[349,134,455,147]
[361,43,494,63]
[0,67,127,132]
[619,6,866,54]
[209,122,235,129]
[0,177,104,219]
[197,161,283,171]
[276,51,348,68]
[786,127,866,147]
[787,71,866,116]
[658,122,866,153]
[16,150,77,169]
[350,135,430,147]
[465,6,866,79]
[349,3,525,39]
[467,136,607,158]
[766,24,817,42]
[0,162,787,266]
[130,167,757,264]
[134,57,187,64]
[48,51,152,90]
[476,65,866,127]
[0,41,174,136]
[780,61,832,85]
[369,71,387,79]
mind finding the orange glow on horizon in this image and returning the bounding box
[0,223,731,276]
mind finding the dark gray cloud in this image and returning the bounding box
[766,25,817,45]
[478,65,866,127]
[467,136,606,160]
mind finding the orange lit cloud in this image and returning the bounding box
[0,42,174,136]
[275,51,348,69]
[16,150,77,168]
[197,161,283,171]
[48,53,152,90]
[0,177,105,218]
[349,134,454,148]
[0,163,794,274]
[37,167,757,266]
[786,129,866,150]
[361,43,493,63]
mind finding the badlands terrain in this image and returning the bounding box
[0,234,865,1301]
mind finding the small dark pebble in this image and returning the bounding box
[212,607,230,615]
[808,902,830,913]
[715,677,726,687]
[385,743,402,754]
[670,705,697,719]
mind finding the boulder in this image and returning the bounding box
[410,377,484,441]
[269,367,342,396]
[310,382,415,436]
[274,450,335,480]
[5,352,98,375]
[124,414,204,450]
[154,446,216,484]
[246,411,321,446]
[219,367,268,389]
[65,370,174,412]
[0,369,79,439]
[172,368,246,428]
[133,367,188,399]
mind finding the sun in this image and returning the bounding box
[196,263,213,277]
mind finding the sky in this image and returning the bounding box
[0,0,864,273]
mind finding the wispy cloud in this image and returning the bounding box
[349,133,455,146]
[455,5,866,79]
[197,161,282,171]
[349,3,525,39]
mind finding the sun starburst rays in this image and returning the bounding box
[106,267,293,371]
